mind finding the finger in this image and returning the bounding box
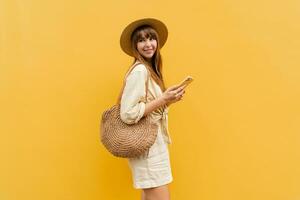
[167,84,181,91]
[175,86,185,93]
[175,92,184,99]
[176,90,185,96]
[177,95,183,101]
[171,90,177,97]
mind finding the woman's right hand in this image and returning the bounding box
[160,85,186,106]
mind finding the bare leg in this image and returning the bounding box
[142,184,170,200]
[141,190,146,200]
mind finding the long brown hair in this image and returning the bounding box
[129,25,166,92]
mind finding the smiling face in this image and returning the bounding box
[130,25,166,91]
[131,26,160,63]
[136,31,157,62]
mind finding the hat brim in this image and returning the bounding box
[120,18,168,57]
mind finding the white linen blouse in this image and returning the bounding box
[120,62,171,144]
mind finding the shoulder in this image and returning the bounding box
[128,63,148,79]
[131,63,147,73]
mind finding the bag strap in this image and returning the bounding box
[117,62,150,104]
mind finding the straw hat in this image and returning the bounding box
[120,18,168,56]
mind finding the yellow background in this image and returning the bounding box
[1,0,300,199]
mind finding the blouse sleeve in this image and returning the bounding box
[120,64,148,124]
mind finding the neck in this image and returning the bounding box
[145,58,152,63]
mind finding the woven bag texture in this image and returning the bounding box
[100,104,158,158]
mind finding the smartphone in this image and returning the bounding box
[178,76,194,88]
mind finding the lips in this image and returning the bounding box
[144,49,153,53]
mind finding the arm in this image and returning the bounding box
[143,97,167,116]
[143,85,186,117]
[120,64,186,123]
[120,65,148,124]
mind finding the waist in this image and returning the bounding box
[149,107,171,144]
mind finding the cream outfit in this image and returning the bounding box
[120,62,173,189]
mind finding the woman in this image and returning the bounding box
[119,18,185,200]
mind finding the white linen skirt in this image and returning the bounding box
[127,125,173,189]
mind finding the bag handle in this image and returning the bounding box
[117,62,150,104]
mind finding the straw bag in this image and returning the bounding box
[100,63,158,158]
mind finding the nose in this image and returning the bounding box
[145,39,151,46]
